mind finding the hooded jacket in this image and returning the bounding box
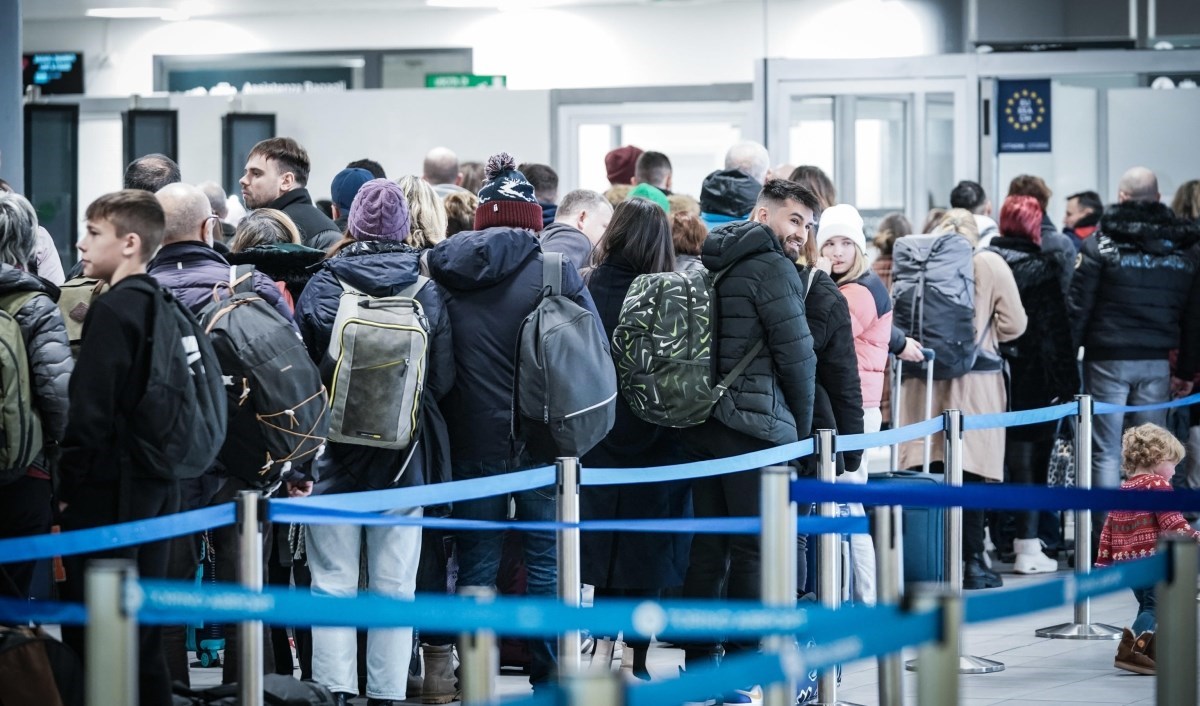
[701,221,816,446]
[538,221,593,273]
[148,241,295,323]
[1069,200,1200,361]
[836,269,893,410]
[699,169,760,231]
[296,240,455,492]
[266,188,342,252]
[427,227,602,464]
[226,242,326,309]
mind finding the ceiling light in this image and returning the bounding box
[86,7,173,18]
[426,0,575,8]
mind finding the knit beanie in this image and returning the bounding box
[330,167,373,212]
[474,153,544,233]
[605,145,642,186]
[627,183,670,212]
[347,178,411,242]
[815,203,867,253]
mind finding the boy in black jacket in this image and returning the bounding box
[58,190,177,706]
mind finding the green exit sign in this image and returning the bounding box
[425,73,507,89]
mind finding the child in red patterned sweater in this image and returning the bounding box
[1096,423,1200,675]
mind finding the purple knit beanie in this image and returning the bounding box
[347,178,410,242]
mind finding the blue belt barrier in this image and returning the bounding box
[1095,392,1200,416]
[267,504,869,535]
[583,438,816,485]
[0,503,235,564]
[792,477,1200,512]
[837,417,945,453]
[963,401,1079,431]
[0,597,88,625]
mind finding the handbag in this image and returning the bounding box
[1046,418,1075,488]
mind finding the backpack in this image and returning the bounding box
[611,267,763,428]
[326,274,429,451]
[198,266,329,489]
[56,277,107,358]
[891,233,994,380]
[124,279,227,481]
[172,674,336,705]
[0,624,84,706]
[513,252,616,459]
[0,291,43,484]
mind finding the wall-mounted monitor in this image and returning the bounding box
[22,52,84,95]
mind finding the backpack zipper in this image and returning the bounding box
[561,390,617,420]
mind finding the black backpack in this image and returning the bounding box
[198,266,328,489]
[124,278,227,481]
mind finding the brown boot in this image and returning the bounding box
[1114,628,1156,675]
[1134,631,1156,662]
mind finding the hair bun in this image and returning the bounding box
[485,152,516,180]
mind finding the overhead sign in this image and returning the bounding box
[426,73,506,89]
[997,79,1051,153]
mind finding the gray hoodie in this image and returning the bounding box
[539,221,594,273]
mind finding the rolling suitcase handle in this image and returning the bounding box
[890,349,936,473]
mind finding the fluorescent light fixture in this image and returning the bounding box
[86,7,173,18]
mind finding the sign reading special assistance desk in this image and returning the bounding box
[997,79,1051,153]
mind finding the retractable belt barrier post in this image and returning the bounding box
[761,465,797,706]
[1036,395,1122,640]
[873,505,903,706]
[86,560,138,706]
[1156,536,1198,706]
[908,409,1003,675]
[459,587,499,706]
[560,672,625,706]
[911,586,960,706]
[557,457,582,676]
[237,490,265,706]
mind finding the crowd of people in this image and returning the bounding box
[1,135,1199,704]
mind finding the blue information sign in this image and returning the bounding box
[997,79,1051,153]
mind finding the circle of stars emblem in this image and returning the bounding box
[1005,88,1046,132]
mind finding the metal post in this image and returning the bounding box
[557,457,582,676]
[560,672,625,706]
[1156,536,1198,706]
[874,506,903,706]
[237,490,264,706]
[761,465,797,706]
[459,587,498,706]
[912,587,961,706]
[908,409,1003,673]
[86,560,139,706]
[1036,395,1121,639]
[813,431,863,706]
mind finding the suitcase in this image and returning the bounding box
[869,353,945,586]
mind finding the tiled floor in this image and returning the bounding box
[186,566,1192,705]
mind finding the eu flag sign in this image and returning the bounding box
[997,79,1051,153]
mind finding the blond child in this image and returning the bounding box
[1096,423,1200,675]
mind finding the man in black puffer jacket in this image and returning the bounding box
[1069,167,1200,530]
[680,179,817,669]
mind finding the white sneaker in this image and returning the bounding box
[1013,538,1059,574]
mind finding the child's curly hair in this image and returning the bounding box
[1122,423,1185,475]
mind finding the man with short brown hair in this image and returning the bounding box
[240,137,340,250]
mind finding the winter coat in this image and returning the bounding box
[898,248,1027,481]
[795,265,863,476]
[148,241,295,323]
[226,243,326,311]
[697,220,816,448]
[0,265,72,460]
[266,188,342,252]
[1069,200,1200,364]
[1038,215,1077,296]
[579,254,690,590]
[699,170,760,230]
[675,254,705,273]
[836,269,893,410]
[988,236,1080,441]
[539,221,593,273]
[427,227,603,465]
[33,227,65,285]
[295,240,455,493]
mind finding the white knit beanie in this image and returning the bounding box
[815,203,867,253]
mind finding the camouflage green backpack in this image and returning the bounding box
[612,268,762,428]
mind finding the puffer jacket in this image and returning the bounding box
[226,242,326,309]
[1069,200,1200,361]
[267,188,342,252]
[837,269,893,410]
[296,240,455,492]
[701,220,816,446]
[699,169,760,231]
[796,265,863,476]
[0,265,72,452]
[428,227,602,464]
[148,241,295,323]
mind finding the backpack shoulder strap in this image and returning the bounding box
[542,252,563,297]
[713,339,765,395]
[0,290,42,317]
[230,264,256,295]
[398,275,430,299]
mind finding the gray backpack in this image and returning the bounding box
[513,252,616,459]
[327,276,429,450]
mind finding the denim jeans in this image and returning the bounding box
[452,459,558,686]
[308,507,423,700]
[1085,359,1170,549]
[1132,586,1157,635]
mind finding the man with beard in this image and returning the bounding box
[240,137,341,251]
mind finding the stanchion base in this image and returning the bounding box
[904,655,1005,674]
[1034,622,1123,640]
